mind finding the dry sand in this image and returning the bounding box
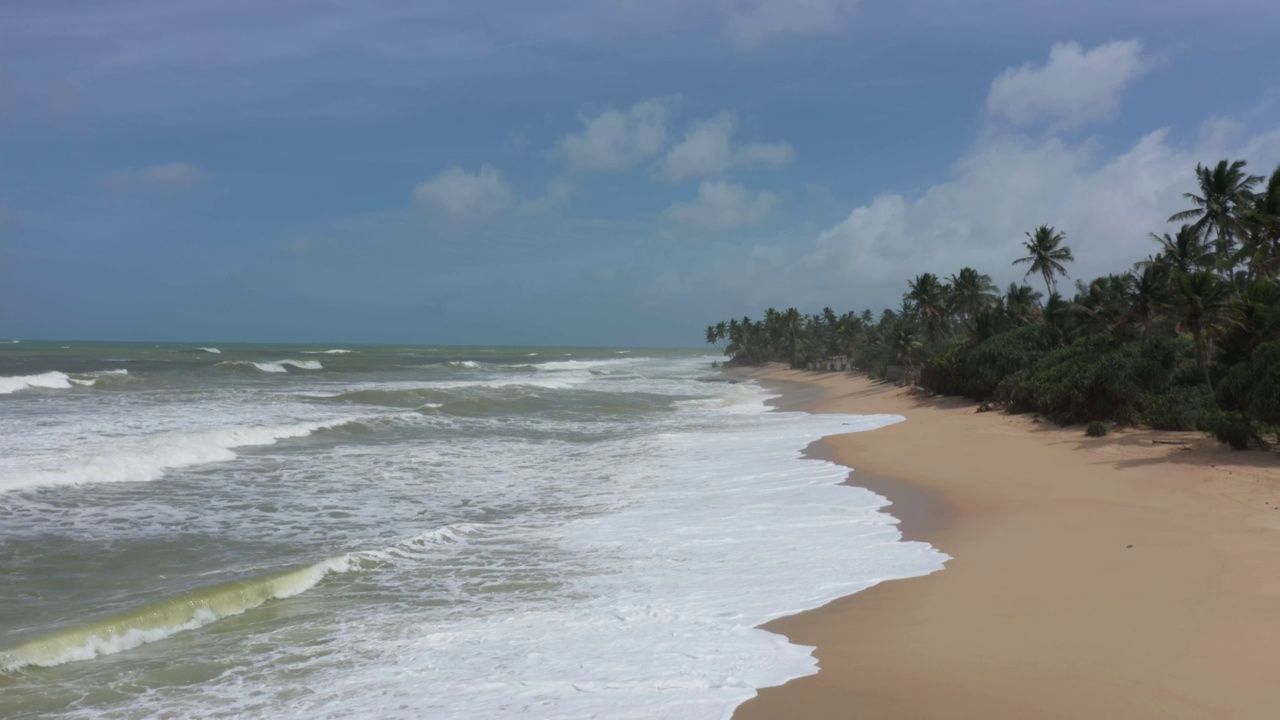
[732,366,1280,720]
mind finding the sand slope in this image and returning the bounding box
[733,367,1280,720]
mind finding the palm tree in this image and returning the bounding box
[905,272,951,343]
[781,307,804,368]
[1148,224,1214,277]
[1002,283,1043,326]
[1175,270,1230,389]
[1240,163,1280,278]
[1014,225,1074,295]
[948,267,998,328]
[1168,159,1263,275]
[1125,264,1170,335]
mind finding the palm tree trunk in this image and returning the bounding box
[1192,321,1213,391]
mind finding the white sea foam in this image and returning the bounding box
[0,416,361,492]
[303,349,352,354]
[68,369,129,387]
[198,347,222,354]
[0,371,73,394]
[445,360,481,368]
[535,357,642,371]
[217,359,323,373]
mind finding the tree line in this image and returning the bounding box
[705,159,1280,449]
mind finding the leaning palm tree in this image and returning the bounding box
[1169,159,1263,275]
[1014,225,1074,295]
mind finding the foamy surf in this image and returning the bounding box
[302,349,352,354]
[198,347,222,354]
[0,416,364,492]
[0,558,350,672]
[217,359,323,373]
[0,371,73,394]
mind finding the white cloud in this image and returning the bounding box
[791,122,1280,305]
[986,40,1155,130]
[658,113,795,182]
[725,0,855,46]
[559,99,669,174]
[412,164,514,228]
[102,162,212,190]
[663,180,777,232]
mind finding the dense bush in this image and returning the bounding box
[993,337,1195,426]
[1085,420,1112,437]
[920,325,1056,400]
[1139,384,1217,431]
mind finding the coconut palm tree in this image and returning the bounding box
[1240,163,1280,278]
[948,267,998,329]
[1175,270,1230,389]
[1003,283,1043,326]
[781,307,804,368]
[1014,225,1074,295]
[1169,159,1263,275]
[1148,224,1215,277]
[905,272,952,343]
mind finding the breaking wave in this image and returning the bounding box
[0,524,479,671]
[0,369,133,394]
[302,349,352,355]
[0,371,73,395]
[216,360,323,373]
[0,417,364,493]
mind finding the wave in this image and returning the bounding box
[216,360,323,373]
[0,417,363,493]
[535,358,642,372]
[197,347,222,354]
[68,369,130,388]
[0,371,73,395]
[444,360,480,368]
[302,349,352,355]
[0,559,350,672]
[0,524,479,671]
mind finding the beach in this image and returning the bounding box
[733,366,1280,719]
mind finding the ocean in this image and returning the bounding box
[0,342,946,719]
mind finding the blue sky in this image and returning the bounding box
[3,0,1279,346]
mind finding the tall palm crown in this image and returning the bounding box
[1013,225,1074,295]
[948,267,998,324]
[1168,159,1263,271]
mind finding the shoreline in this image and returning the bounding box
[733,366,1280,719]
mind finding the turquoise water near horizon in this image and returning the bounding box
[0,341,944,719]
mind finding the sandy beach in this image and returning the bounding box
[733,366,1280,719]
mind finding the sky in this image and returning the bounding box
[3,0,1279,347]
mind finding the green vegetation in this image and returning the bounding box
[704,158,1280,450]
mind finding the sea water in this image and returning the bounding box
[0,343,946,719]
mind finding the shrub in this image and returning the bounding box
[994,336,1191,427]
[1139,385,1217,431]
[1086,420,1112,437]
[1217,341,1280,427]
[1212,411,1260,451]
